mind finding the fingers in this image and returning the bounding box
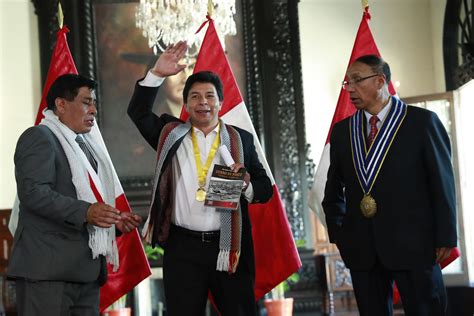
[165,41,187,57]
[117,213,142,233]
[121,212,142,227]
[152,41,189,78]
[229,163,244,173]
[86,203,121,228]
[174,41,188,59]
[436,247,452,263]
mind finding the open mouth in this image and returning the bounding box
[196,109,211,114]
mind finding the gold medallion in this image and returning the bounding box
[360,194,377,218]
[196,188,207,202]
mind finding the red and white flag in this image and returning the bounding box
[8,26,151,312]
[308,7,395,225]
[180,17,302,299]
[306,6,460,304]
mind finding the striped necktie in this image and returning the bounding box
[367,115,379,146]
[75,135,98,173]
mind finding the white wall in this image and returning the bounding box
[0,0,447,208]
[299,0,446,165]
[0,0,40,208]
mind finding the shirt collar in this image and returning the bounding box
[192,122,220,136]
[364,96,392,123]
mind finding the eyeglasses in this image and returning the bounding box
[342,74,380,90]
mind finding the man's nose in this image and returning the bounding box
[198,95,208,104]
[345,83,356,92]
[88,103,97,115]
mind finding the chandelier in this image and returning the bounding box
[136,0,237,54]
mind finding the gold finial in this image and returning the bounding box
[362,0,369,9]
[207,0,213,17]
[58,2,64,29]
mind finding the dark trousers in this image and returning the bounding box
[350,258,447,316]
[163,225,257,316]
[15,279,100,316]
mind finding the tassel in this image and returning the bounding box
[217,250,230,271]
[88,225,120,271]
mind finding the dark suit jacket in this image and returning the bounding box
[7,125,103,284]
[322,101,457,270]
[128,82,273,276]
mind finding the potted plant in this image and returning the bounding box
[264,239,304,316]
[144,244,164,262]
[264,273,299,316]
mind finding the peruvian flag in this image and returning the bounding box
[307,7,460,304]
[308,7,395,225]
[180,17,302,299]
[8,26,151,312]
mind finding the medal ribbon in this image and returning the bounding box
[191,123,221,190]
[350,97,407,194]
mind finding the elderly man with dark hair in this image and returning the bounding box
[322,55,457,316]
[128,41,273,316]
[8,73,141,316]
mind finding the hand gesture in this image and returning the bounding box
[86,203,121,228]
[116,212,142,234]
[151,41,188,77]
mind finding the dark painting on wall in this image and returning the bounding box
[93,1,247,178]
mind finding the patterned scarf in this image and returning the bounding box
[142,119,244,273]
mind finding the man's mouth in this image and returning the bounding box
[196,109,210,114]
[85,118,95,126]
[350,97,360,104]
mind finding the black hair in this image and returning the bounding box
[46,74,97,111]
[182,71,224,102]
[353,55,391,83]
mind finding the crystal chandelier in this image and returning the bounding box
[136,0,237,54]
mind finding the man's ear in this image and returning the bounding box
[55,97,66,114]
[378,74,387,88]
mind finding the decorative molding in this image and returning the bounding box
[286,249,323,313]
[242,0,264,140]
[444,0,474,90]
[272,1,306,241]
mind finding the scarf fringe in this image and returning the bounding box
[217,249,230,272]
[88,225,120,272]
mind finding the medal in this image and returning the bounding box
[350,98,407,220]
[196,188,206,202]
[192,123,220,202]
[360,194,377,218]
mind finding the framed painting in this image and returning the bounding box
[91,0,247,180]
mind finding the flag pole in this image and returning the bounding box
[361,0,368,10]
[57,2,64,29]
[207,0,213,17]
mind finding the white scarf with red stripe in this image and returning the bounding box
[41,110,120,271]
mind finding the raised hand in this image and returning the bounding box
[151,41,188,77]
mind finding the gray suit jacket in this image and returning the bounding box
[7,125,102,283]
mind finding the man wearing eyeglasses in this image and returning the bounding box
[322,55,457,316]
